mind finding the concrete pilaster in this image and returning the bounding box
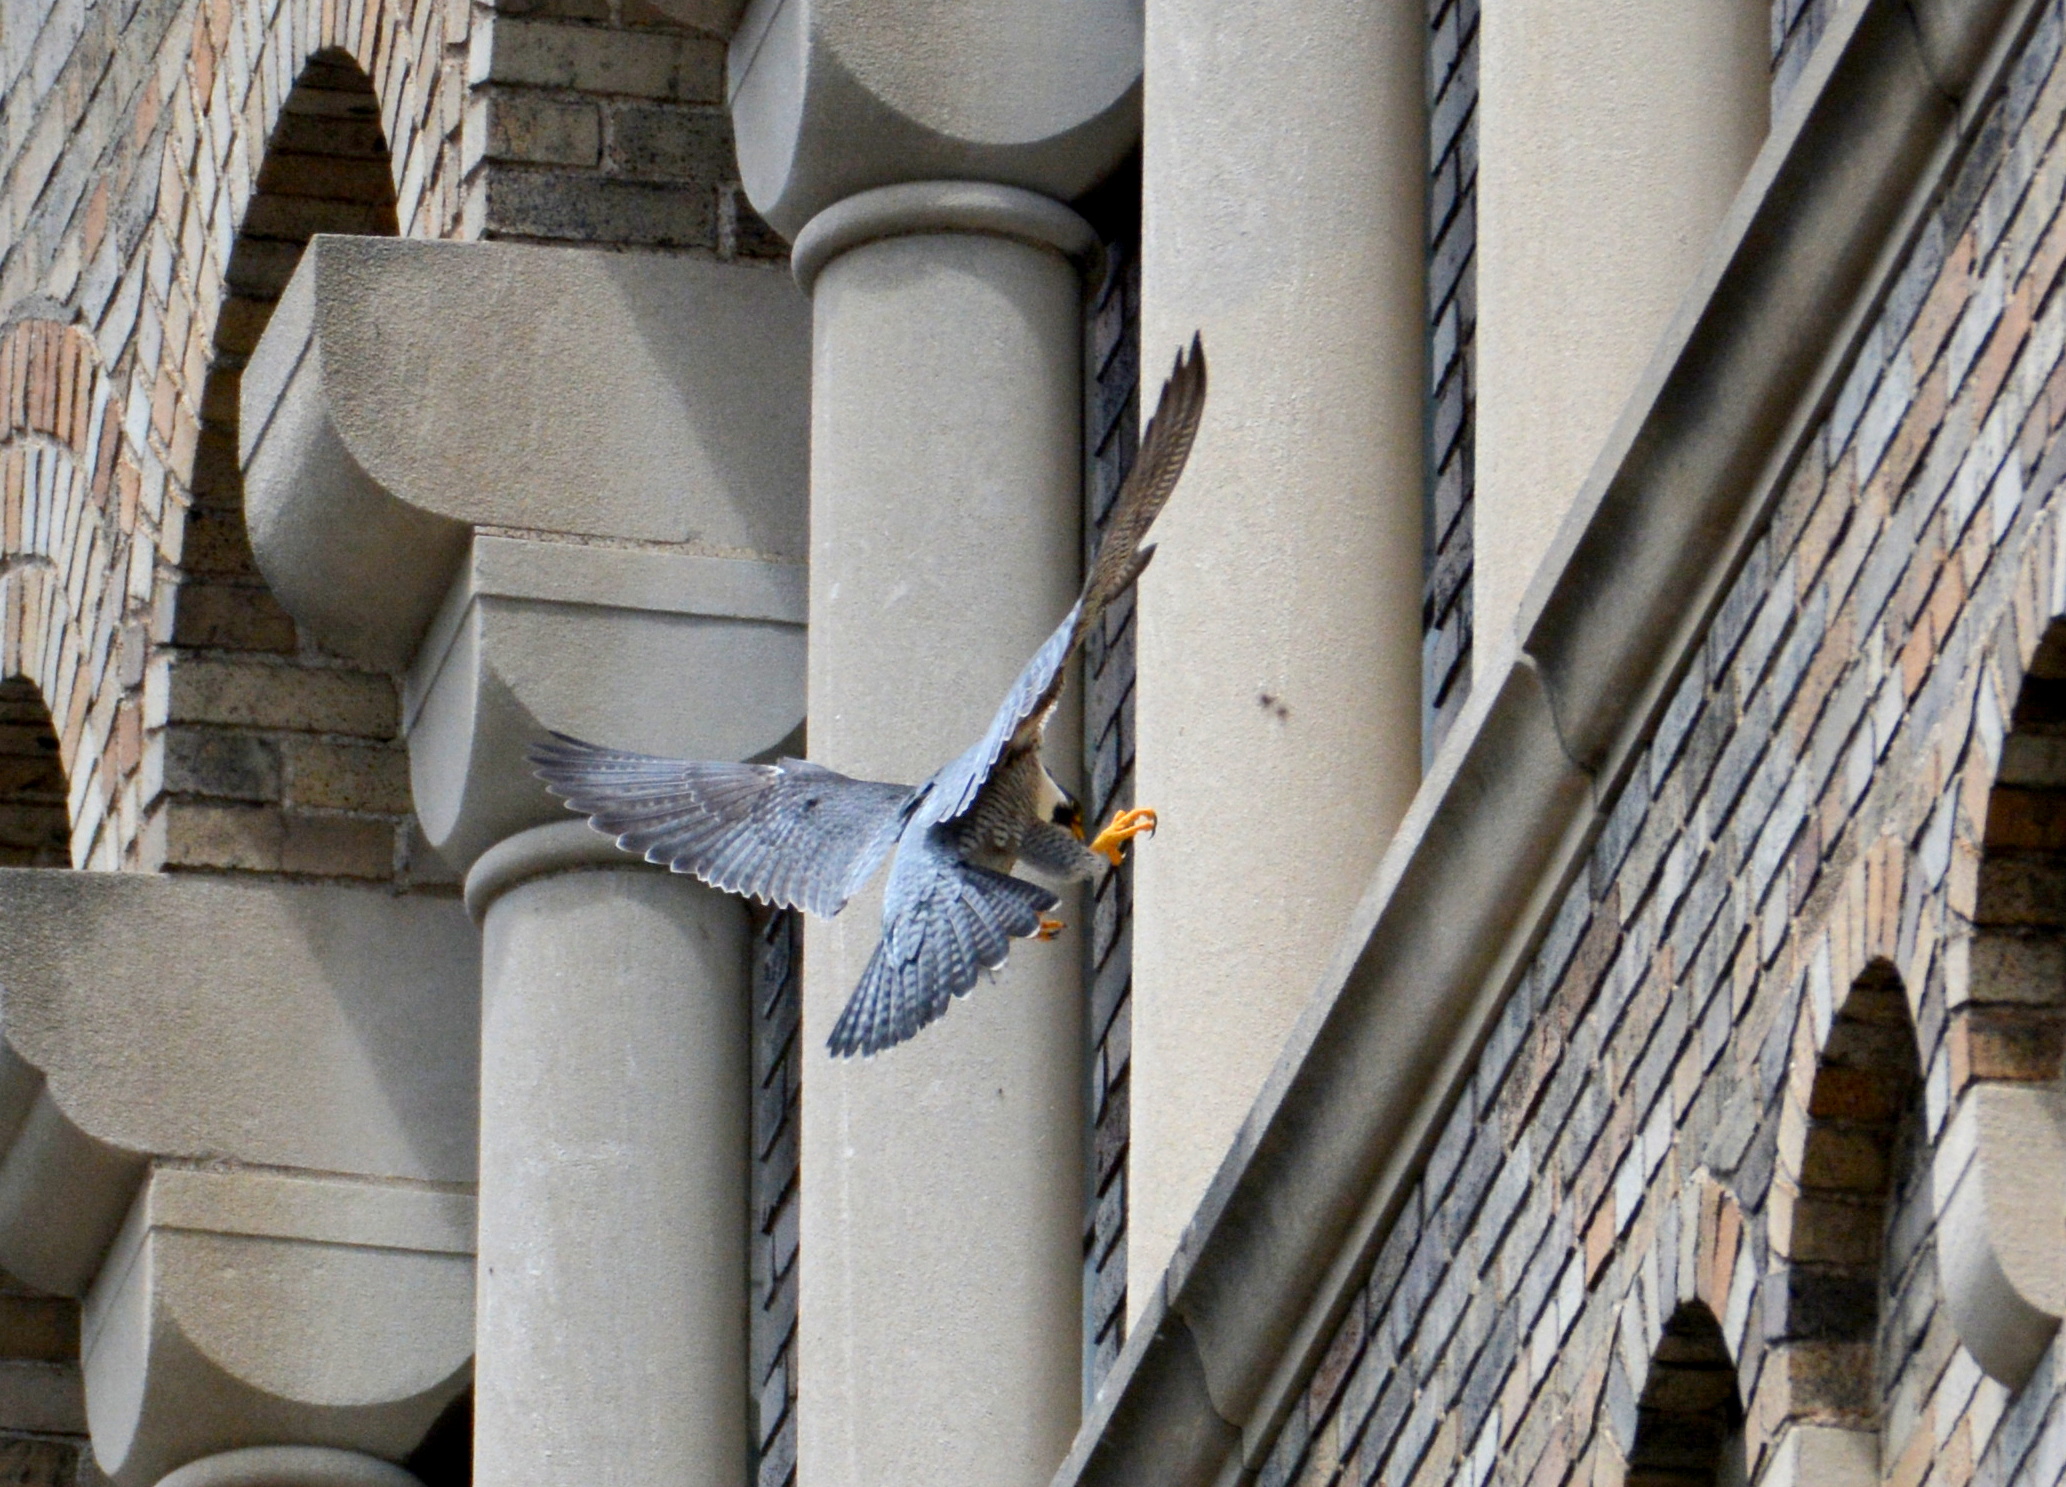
[1476,0,1766,652]
[466,822,750,1487]
[795,182,1091,1487]
[1131,0,1428,1319]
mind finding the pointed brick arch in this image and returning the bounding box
[0,318,151,868]
[159,44,422,884]
[1627,1301,1746,1487]
[1966,617,2066,1087]
[179,45,399,659]
[0,675,71,867]
[1762,960,1923,1475]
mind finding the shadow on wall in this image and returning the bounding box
[1627,1300,1746,1487]
[406,1386,471,1486]
[1763,960,1924,1481]
[0,674,71,867]
[165,46,427,886]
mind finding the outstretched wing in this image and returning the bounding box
[825,826,1060,1057]
[928,334,1209,823]
[531,733,917,917]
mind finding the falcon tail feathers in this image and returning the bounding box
[825,864,1058,1058]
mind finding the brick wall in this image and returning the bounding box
[751,905,802,1487]
[463,0,781,257]
[1773,0,1845,117]
[0,676,71,865]
[3,0,776,898]
[1256,5,2066,1484]
[1082,175,1141,1403]
[1424,0,1477,767]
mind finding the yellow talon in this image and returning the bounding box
[1090,806,1159,866]
[1036,916,1066,941]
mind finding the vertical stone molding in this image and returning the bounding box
[465,823,750,1487]
[1476,0,1767,655]
[1130,0,1429,1322]
[793,182,1094,1487]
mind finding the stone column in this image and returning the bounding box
[1476,0,1767,651]
[793,183,1093,1487]
[1130,0,1428,1316]
[465,822,750,1487]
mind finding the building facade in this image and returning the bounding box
[4,0,2066,1484]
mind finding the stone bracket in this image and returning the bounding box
[403,532,806,866]
[240,235,809,670]
[84,1167,473,1487]
[0,870,479,1298]
[1932,1081,2066,1387]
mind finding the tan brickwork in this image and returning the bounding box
[1258,6,2066,1486]
[0,317,157,870]
[3,0,768,894]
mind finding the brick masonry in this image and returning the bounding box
[1082,180,1141,1404]
[1259,6,2066,1485]
[1,0,775,889]
[1773,0,1845,118]
[751,905,802,1487]
[1425,0,1477,769]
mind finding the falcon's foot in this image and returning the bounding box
[1090,807,1159,867]
[1036,916,1066,941]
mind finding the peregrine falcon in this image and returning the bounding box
[531,336,1207,1057]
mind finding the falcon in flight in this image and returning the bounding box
[532,336,1207,1057]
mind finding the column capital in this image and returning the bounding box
[727,0,1139,240]
[463,819,664,923]
[791,181,1100,294]
[155,1446,423,1487]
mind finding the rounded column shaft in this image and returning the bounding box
[1132,0,1429,1317]
[799,191,1087,1487]
[471,828,749,1486]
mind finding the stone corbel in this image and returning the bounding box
[84,1169,472,1485]
[0,870,479,1485]
[240,236,812,869]
[1931,1080,2066,1387]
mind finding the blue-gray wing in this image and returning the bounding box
[825,824,1059,1057]
[924,600,1081,824]
[926,334,1208,825]
[531,733,916,918]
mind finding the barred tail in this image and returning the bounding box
[826,863,1057,1058]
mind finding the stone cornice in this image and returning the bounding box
[1053,0,2035,1478]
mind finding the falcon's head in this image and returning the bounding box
[1040,764,1085,840]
